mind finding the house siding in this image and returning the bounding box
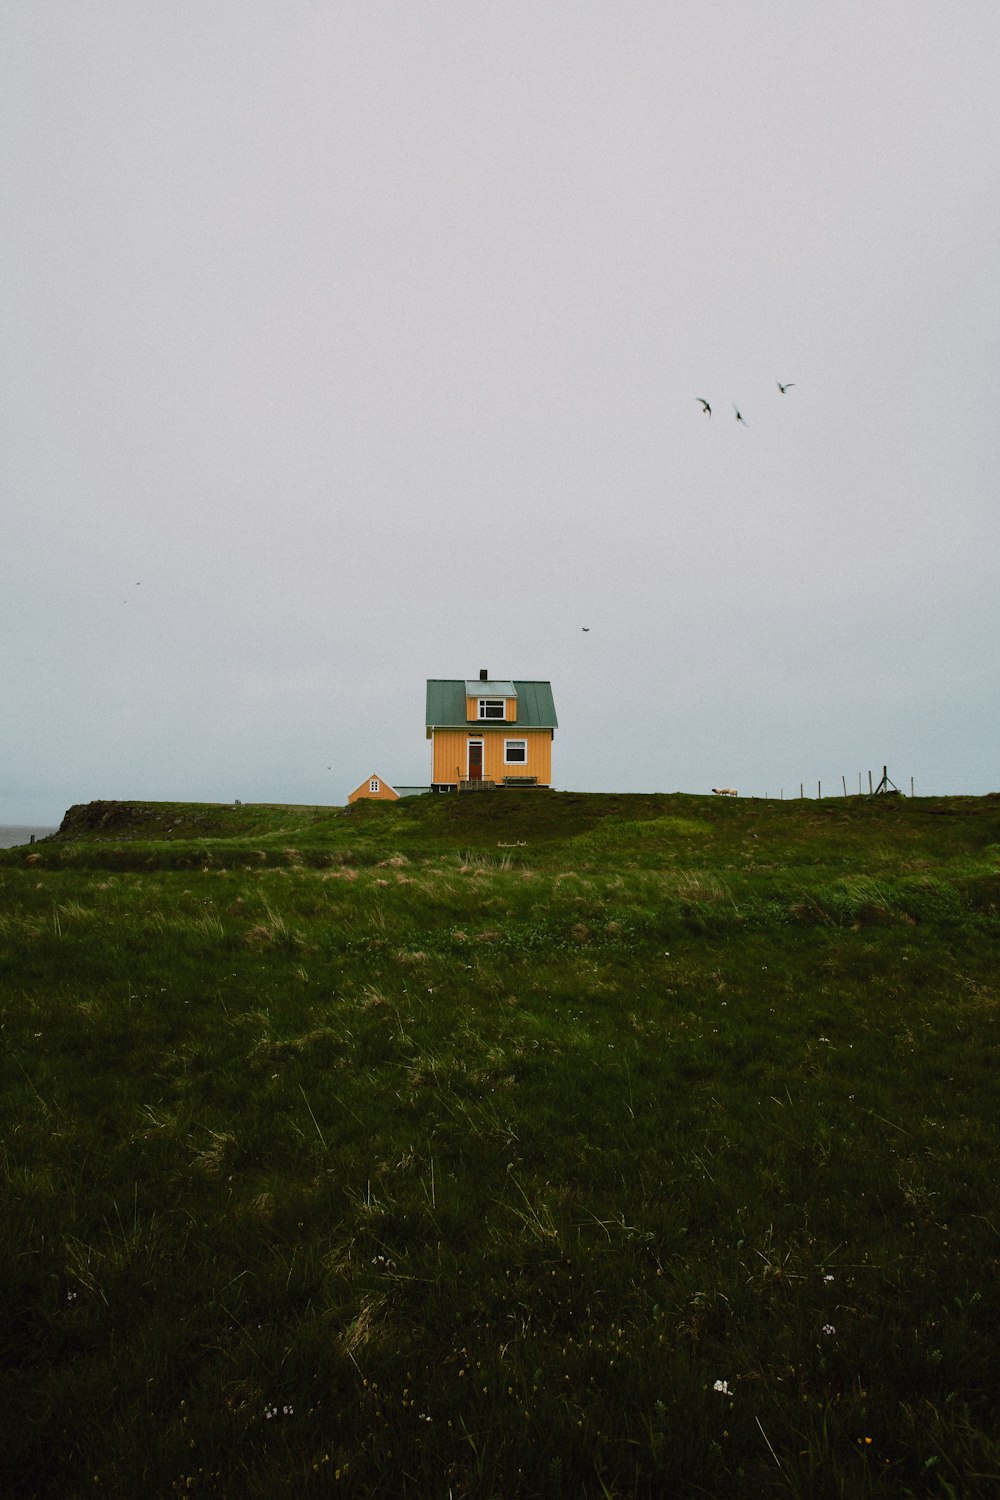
[432,730,474,784]
[432,729,551,785]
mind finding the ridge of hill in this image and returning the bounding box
[10,792,997,894]
[46,789,1000,846]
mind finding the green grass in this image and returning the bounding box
[2,792,999,1497]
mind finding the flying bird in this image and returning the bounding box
[777,381,795,394]
[696,398,711,417]
[581,627,590,632]
[734,405,748,426]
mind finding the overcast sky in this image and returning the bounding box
[4,2,999,823]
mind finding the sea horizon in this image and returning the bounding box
[0,825,59,850]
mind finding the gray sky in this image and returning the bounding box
[4,1,999,823]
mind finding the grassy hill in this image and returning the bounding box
[2,794,999,1496]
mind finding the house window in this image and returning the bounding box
[370,779,380,793]
[504,740,527,764]
[478,698,505,720]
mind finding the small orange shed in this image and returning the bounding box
[347,773,399,804]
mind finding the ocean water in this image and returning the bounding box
[0,826,58,849]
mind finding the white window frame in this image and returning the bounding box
[369,778,380,793]
[478,698,505,720]
[503,739,528,765]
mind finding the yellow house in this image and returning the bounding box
[347,773,399,804]
[426,671,557,790]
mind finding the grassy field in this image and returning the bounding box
[2,790,999,1498]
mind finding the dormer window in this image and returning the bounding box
[478,698,505,720]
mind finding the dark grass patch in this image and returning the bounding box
[2,795,1000,1495]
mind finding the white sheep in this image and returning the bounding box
[712,787,738,797]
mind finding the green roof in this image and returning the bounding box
[426,679,557,731]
